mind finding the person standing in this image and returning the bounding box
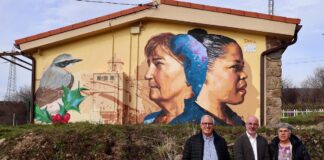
[182,115,230,160]
[269,123,310,160]
[233,116,270,160]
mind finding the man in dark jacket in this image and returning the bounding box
[182,115,230,160]
[269,123,311,160]
[234,116,270,160]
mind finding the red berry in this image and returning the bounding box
[51,115,56,124]
[55,114,62,121]
[62,113,71,124]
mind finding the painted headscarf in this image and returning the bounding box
[170,34,208,100]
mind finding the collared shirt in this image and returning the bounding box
[246,131,258,160]
[203,134,218,160]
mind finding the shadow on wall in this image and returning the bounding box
[229,61,259,121]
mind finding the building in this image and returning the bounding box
[14,0,301,126]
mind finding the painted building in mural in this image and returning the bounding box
[15,0,301,126]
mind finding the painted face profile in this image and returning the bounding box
[188,29,247,125]
[143,33,196,124]
[206,42,248,105]
[145,45,189,102]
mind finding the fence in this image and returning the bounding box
[281,109,324,118]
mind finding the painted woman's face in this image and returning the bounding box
[145,46,188,103]
[206,43,248,105]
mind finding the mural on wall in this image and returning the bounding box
[32,29,258,125]
[143,28,248,125]
[34,54,87,124]
[80,58,131,124]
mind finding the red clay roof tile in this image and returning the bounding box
[164,0,177,6]
[217,7,231,14]
[230,9,245,16]
[177,1,191,8]
[258,14,272,20]
[191,3,204,10]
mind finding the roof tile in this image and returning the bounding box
[59,25,74,32]
[272,15,286,23]
[258,14,272,20]
[204,5,218,12]
[244,12,259,18]
[231,9,245,16]
[177,1,191,8]
[110,11,123,19]
[191,3,204,10]
[286,18,300,24]
[217,7,231,14]
[164,0,178,6]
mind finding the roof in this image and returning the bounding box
[15,0,301,50]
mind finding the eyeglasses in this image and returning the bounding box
[201,122,213,126]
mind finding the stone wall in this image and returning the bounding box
[265,55,283,126]
[265,37,290,126]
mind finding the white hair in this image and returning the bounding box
[200,115,215,124]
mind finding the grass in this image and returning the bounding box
[0,122,323,159]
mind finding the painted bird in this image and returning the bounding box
[35,53,82,114]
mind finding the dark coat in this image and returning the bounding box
[182,130,230,160]
[269,134,311,160]
[233,132,270,160]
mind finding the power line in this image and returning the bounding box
[75,0,151,6]
[283,56,324,62]
[283,59,324,65]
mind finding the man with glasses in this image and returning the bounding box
[233,116,270,160]
[182,115,230,160]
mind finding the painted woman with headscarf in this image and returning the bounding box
[183,28,247,125]
[143,33,208,124]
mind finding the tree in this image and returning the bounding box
[301,66,324,104]
[5,85,32,102]
[281,78,298,104]
[301,66,324,88]
[282,77,294,89]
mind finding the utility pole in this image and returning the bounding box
[5,57,17,101]
[269,0,274,15]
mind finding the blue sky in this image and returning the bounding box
[0,0,323,99]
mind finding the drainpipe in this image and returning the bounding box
[260,24,301,126]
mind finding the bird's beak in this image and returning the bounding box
[72,59,82,63]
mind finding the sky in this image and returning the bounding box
[0,0,324,99]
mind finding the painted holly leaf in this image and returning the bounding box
[35,104,52,123]
[62,86,87,112]
[58,103,67,115]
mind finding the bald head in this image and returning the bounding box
[245,116,259,137]
[246,116,259,124]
